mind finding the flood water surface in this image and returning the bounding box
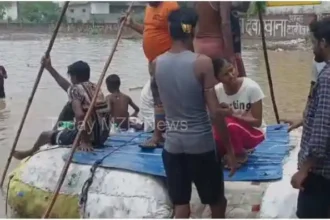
[0,36,313,217]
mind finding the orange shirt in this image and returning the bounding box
[143,2,179,62]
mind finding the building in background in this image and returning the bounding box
[66,1,145,24]
[2,1,18,21]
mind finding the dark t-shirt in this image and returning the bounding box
[68,81,110,144]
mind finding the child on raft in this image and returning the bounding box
[212,58,266,168]
[105,74,140,131]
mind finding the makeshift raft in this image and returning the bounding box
[7,124,301,218]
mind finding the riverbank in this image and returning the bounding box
[0,31,309,51]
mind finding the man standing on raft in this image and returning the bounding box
[121,1,179,147]
[152,8,237,218]
[290,18,330,218]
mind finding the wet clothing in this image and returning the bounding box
[162,149,224,205]
[230,9,246,76]
[213,77,265,156]
[193,37,225,60]
[154,50,223,205]
[297,62,330,218]
[193,3,246,76]
[56,101,75,122]
[0,66,7,98]
[231,10,241,54]
[214,116,264,156]
[299,62,330,180]
[155,51,215,154]
[214,77,266,131]
[311,60,326,83]
[296,173,330,218]
[0,77,5,98]
[51,82,110,146]
[143,2,179,62]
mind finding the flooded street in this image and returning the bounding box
[0,36,312,217]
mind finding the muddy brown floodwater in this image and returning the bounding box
[0,35,312,217]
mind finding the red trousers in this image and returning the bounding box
[213,116,264,156]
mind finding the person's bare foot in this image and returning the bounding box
[77,142,93,152]
[223,153,248,169]
[140,133,165,148]
[12,150,33,160]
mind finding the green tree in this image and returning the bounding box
[246,2,267,17]
[0,2,11,20]
[19,2,63,23]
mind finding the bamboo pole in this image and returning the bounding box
[257,2,280,123]
[42,2,134,218]
[0,2,70,188]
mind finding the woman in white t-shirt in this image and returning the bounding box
[212,58,266,167]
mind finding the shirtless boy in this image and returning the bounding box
[120,1,179,146]
[106,74,139,130]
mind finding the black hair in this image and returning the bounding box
[212,58,228,77]
[310,17,330,44]
[168,8,198,41]
[106,74,120,91]
[67,61,90,82]
[148,1,161,7]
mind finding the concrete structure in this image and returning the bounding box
[239,2,330,41]
[65,1,145,24]
[3,1,18,21]
[266,1,330,14]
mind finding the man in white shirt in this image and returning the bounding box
[311,60,326,82]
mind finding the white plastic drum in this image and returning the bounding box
[8,146,173,218]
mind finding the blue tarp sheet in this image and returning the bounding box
[63,124,291,181]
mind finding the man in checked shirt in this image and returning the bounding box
[291,18,330,218]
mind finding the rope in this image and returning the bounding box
[79,132,147,218]
[42,2,135,218]
[257,2,280,123]
[0,1,71,188]
[5,175,13,217]
[2,132,146,217]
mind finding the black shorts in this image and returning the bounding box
[51,129,78,145]
[297,172,330,218]
[50,129,108,146]
[162,149,225,205]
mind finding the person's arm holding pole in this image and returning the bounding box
[42,3,134,218]
[120,14,144,35]
[0,1,70,189]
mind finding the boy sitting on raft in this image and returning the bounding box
[13,56,110,160]
[105,74,140,130]
[212,58,265,168]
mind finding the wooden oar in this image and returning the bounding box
[0,1,70,189]
[257,2,280,123]
[42,2,134,218]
